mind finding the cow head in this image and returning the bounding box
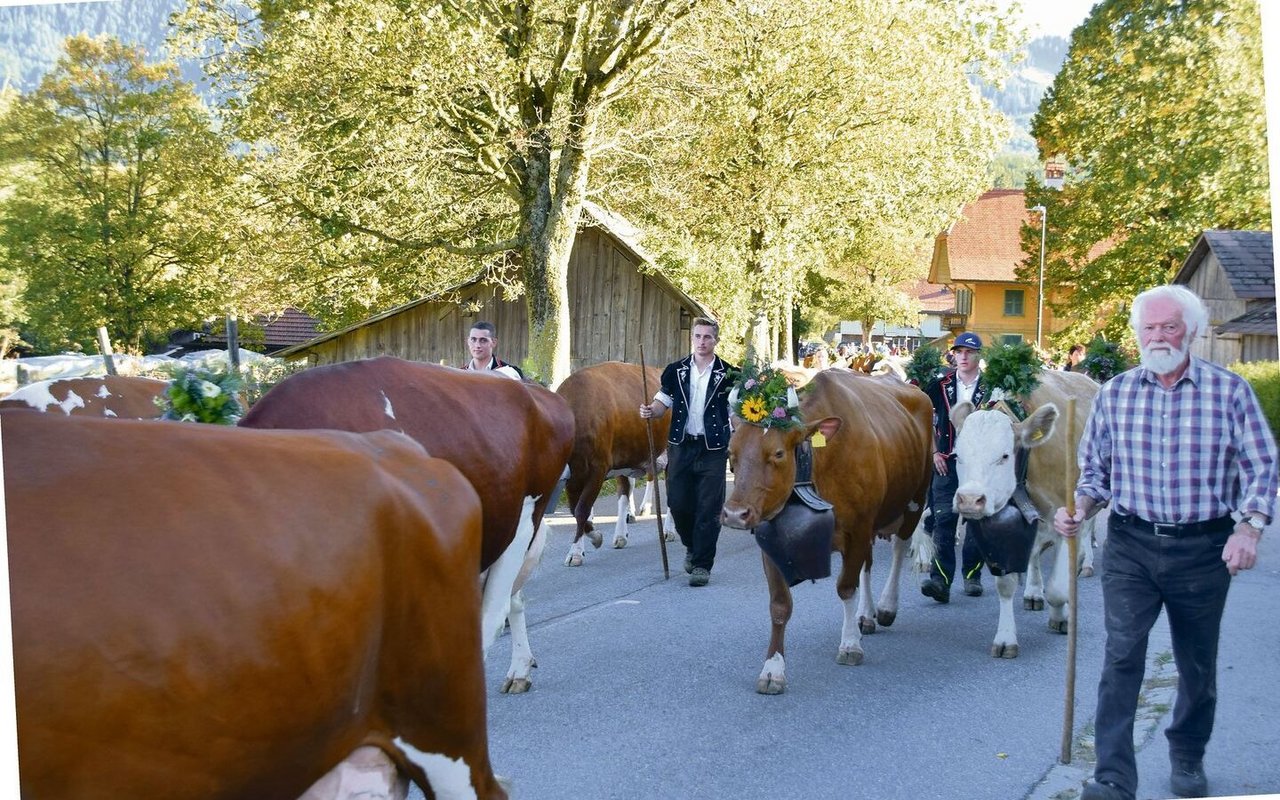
[721,415,842,529]
[951,401,1058,519]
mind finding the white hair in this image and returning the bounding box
[1129,285,1209,339]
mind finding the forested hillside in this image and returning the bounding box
[1,0,190,90]
[984,36,1069,154]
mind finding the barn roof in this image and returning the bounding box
[1215,301,1277,335]
[275,204,711,358]
[1174,230,1275,299]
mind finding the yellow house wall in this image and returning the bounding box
[961,282,1071,348]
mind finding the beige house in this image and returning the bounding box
[1173,230,1277,365]
[277,203,712,374]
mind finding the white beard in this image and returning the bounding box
[1140,341,1190,376]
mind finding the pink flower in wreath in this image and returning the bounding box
[745,379,757,389]
[771,406,787,419]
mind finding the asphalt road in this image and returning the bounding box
[420,489,1280,800]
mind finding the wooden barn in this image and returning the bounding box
[276,203,713,374]
[1173,230,1277,365]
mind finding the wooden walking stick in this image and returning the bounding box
[1060,397,1079,765]
[640,345,671,579]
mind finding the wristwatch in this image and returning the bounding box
[1245,515,1267,533]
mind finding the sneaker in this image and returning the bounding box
[964,577,983,597]
[920,577,949,604]
[688,567,710,587]
[1170,758,1208,798]
[684,553,694,574]
[1081,780,1133,800]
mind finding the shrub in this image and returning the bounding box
[1081,337,1133,382]
[160,367,243,424]
[1229,361,1280,440]
[905,345,945,387]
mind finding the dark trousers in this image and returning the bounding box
[666,438,727,572]
[1093,516,1232,796]
[928,458,983,585]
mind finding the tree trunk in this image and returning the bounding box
[742,223,773,365]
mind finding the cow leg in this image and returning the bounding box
[758,553,792,694]
[1078,515,1097,577]
[612,476,632,548]
[635,475,655,517]
[875,533,911,628]
[836,537,869,666]
[1044,531,1071,634]
[856,560,877,635]
[500,589,536,694]
[992,572,1021,658]
[1023,539,1047,611]
[481,497,536,651]
[563,466,607,566]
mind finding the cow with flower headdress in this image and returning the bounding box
[721,363,934,693]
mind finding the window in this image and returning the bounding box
[1002,334,1024,345]
[1003,289,1025,316]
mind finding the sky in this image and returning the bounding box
[995,0,1100,38]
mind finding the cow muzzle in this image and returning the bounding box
[954,490,990,519]
[721,502,758,530]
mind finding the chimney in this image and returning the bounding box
[1044,158,1066,190]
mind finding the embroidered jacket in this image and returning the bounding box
[924,369,990,457]
[655,355,736,450]
[463,356,523,381]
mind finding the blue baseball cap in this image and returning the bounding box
[951,332,983,351]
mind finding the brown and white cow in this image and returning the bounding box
[721,368,933,693]
[1,374,168,418]
[3,411,504,800]
[556,361,675,566]
[240,356,575,694]
[926,368,1099,658]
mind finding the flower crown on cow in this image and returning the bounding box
[729,363,802,430]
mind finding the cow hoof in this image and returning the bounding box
[664,530,677,542]
[587,531,603,549]
[500,677,532,694]
[1079,566,1094,578]
[858,617,876,635]
[836,648,864,666]
[756,677,786,694]
[626,513,636,523]
[876,609,897,628]
[565,554,583,567]
[612,535,628,549]
[1048,619,1068,634]
[1023,597,1045,611]
[991,643,1019,658]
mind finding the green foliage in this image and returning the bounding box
[906,345,945,387]
[732,362,802,430]
[0,35,237,354]
[1027,0,1269,344]
[982,341,1043,400]
[240,358,311,408]
[160,367,243,424]
[1229,361,1280,441]
[1080,338,1133,383]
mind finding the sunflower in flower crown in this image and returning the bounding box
[730,363,803,430]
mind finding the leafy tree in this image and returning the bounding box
[594,0,1016,362]
[0,35,237,354]
[176,0,698,385]
[1027,0,1269,345]
[0,84,27,356]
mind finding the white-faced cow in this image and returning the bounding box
[239,356,574,695]
[721,368,933,693]
[930,368,1099,658]
[1,374,168,418]
[3,411,504,800]
[556,361,675,566]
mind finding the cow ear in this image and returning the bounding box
[952,401,975,431]
[805,416,842,442]
[1015,403,1058,448]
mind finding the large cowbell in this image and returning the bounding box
[752,441,834,587]
[968,447,1040,576]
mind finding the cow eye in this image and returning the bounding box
[1001,453,1010,462]
[773,449,785,461]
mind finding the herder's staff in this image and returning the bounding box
[640,345,671,579]
[1060,397,1079,764]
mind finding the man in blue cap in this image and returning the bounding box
[920,331,989,603]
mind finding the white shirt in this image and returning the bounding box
[956,374,979,406]
[683,360,714,436]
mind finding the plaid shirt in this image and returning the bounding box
[1077,357,1278,523]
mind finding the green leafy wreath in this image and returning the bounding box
[160,367,244,425]
[730,362,803,429]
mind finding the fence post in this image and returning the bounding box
[96,326,118,376]
[226,314,240,373]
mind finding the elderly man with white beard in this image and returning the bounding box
[1055,284,1277,800]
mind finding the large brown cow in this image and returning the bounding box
[3,411,503,800]
[922,368,1099,658]
[556,361,674,566]
[721,368,933,693]
[239,356,574,694]
[1,374,168,418]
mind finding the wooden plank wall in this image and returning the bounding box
[305,226,697,372]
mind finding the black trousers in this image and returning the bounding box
[928,456,983,585]
[1093,515,1232,796]
[666,438,727,572]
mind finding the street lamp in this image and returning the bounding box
[1030,204,1047,348]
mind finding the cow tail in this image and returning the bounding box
[909,514,935,573]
